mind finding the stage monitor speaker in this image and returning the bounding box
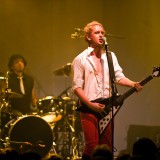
[127,124,160,153]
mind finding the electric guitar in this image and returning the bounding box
[76,66,160,134]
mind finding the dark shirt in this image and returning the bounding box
[8,72,34,114]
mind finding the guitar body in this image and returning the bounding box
[76,96,122,120]
[76,97,123,134]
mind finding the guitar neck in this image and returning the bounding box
[116,75,153,104]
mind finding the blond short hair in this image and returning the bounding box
[84,21,106,42]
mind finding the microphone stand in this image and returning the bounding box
[104,39,118,157]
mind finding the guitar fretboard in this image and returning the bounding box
[116,75,153,104]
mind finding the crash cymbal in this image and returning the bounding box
[1,91,23,98]
[53,63,71,76]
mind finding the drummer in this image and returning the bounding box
[6,54,37,116]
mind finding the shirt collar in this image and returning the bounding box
[87,47,106,57]
[86,47,94,56]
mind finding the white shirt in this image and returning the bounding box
[72,47,125,101]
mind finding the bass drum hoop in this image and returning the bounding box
[8,115,53,157]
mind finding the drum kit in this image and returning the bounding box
[0,64,82,159]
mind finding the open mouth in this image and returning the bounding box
[99,38,104,43]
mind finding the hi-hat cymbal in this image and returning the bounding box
[53,63,71,76]
[1,91,23,98]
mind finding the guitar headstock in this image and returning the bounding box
[152,66,160,77]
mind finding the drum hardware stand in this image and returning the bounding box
[49,101,65,155]
[0,71,10,142]
[0,138,48,154]
[56,100,82,159]
[49,141,57,155]
[0,138,33,149]
[57,87,81,159]
[55,101,73,158]
[0,91,11,145]
[71,102,81,160]
[48,123,57,155]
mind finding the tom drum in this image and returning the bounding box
[37,96,62,123]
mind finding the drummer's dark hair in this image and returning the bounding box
[8,54,27,71]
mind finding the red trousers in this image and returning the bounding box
[80,112,113,157]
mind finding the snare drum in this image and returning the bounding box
[2,115,53,157]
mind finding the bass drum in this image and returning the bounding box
[7,115,53,157]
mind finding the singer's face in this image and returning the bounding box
[88,25,105,47]
[12,58,25,73]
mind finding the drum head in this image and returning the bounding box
[9,115,53,157]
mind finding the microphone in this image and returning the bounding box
[102,37,108,46]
